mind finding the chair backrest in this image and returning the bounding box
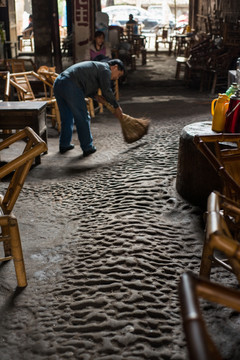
[9,71,53,101]
[200,191,240,283]
[0,71,10,101]
[5,58,26,73]
[5,58,37,73]
[194,134,240,202]
[179,272,240,360]
[108,26,122,49]
[0,127,47,215]
[126,24,135,41]
[37,67,58,97]
[22,29,33,40]
[10,72,35,101]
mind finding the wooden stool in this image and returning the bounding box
[141,49,147,65]
[175,56,188,79]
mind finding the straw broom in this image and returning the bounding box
[100,98,150,144]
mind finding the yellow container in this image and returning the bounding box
[211,94,229,132]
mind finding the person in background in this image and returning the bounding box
[83,30,111,62]
[126,14,138,35]
[18,14,33,50]
[53,59,125,157]
[22,14,33,35]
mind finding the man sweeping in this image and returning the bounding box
[53,59,125,156]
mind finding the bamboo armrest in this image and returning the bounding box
[31,71,53,88]
[10,71,53,88]
[9,79,28,94]
[179,272,240,360]
[0,127,47,179]
[0,127,47,214]
[4,72,10,98]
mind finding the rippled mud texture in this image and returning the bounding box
[0,125,203,360]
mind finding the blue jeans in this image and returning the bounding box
[53,74,93,151]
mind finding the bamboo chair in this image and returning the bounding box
[194,134,240,203]
[200,191,240,284]
[0,127,47,287]
[19,30,34,52]
[155,26,173,56]
[9,71,61,132]
[179,272,240,360]
[0,71,15,137]
[5,58,37,73]
[0,71,10,101]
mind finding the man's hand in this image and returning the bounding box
[94,95,123,119]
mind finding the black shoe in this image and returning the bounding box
[59,144,75,154]
[83,146,97,157]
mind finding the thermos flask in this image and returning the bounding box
[211,94,229,132]
[225,90,240,133]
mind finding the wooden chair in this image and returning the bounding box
[0,127,47,287]
[108,25,136,71]
[125,24,146,65]
[179,272,240,360]
[19,30,34,52]
[200,191,240,284]
[194,134,240,203]
[175,56,190,80]
[37,66,58,98]
[155,26,173,56]
[5,58,37,73]
[9,71,61,132]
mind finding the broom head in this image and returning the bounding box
[119,113,150,143]
[98,97,150,143]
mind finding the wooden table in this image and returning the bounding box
[0,101,48,165]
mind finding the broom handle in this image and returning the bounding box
[98,97,116,115]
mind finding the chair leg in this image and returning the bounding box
[2,224,11,257]
[9,216,27,287]
[49,103,57,129]
[155,37,158,56]
[87,98,95,118]
[211,72,217,95]
[54,102,61,133]
[229,258,240,284]
[97,88,104,114]
[141,49,147,65]
[199,240,213,279]
[131,55,136,71]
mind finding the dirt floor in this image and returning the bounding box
[0,53,240,360]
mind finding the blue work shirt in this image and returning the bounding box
[62,61,119,108]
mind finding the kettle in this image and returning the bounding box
[211,93,229,132]
[225,90,240,133]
